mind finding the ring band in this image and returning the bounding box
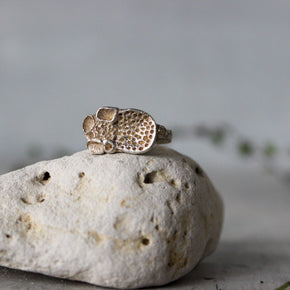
[83,107,172,154]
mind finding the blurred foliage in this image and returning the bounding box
[274,281,290,290]
[193,123,289,189]
[263,143,277,157]
[211,129,225,145]
[194,124,280,159]
[238,140,254,157]
[195,124,228,146]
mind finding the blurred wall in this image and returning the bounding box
[0,0,289,173]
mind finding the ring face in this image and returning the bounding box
[83,107,158,154]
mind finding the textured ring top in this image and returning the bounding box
[83,106,172,154]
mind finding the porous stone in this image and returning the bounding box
[0,146,223,289]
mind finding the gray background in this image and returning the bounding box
[0,1,289,289]
[0,0,289,172]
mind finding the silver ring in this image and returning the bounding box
[83,106,172,155]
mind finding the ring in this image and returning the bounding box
[83,107,172,154]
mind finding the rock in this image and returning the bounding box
[0,146,223,289]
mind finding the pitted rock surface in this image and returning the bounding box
[0,146,223,289]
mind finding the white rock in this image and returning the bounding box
[0,146,223,289]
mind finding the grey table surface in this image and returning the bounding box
[0,162,289,290]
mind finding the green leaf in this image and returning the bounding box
[264,143,277,157]
[274,281,290,290]
[238,141,254,157]
[211,129,225,146]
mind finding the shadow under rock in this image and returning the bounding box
[166,239,290,289]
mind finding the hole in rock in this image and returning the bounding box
[175,192,181,203]
[20,197,31,205]
[39,171,51,185]
[141,238,150,246]
[195,166,203,176]
[166,200,174,215]
[144,171,157,184]
[42,172,50,180]
[5,234,11,238]
[78,172,85,178]
[170,179,177,186]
